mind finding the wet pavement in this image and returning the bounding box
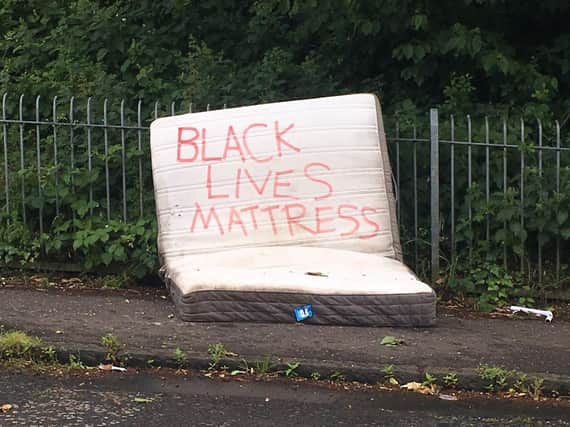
[1,287,569,387]
[1,369,569,426]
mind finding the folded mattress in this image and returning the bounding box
[150,93,436,326]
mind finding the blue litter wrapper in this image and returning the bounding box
[294,304,313,322]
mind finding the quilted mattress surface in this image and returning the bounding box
[150,93,436,326]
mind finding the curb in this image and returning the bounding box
[53,346,570,396]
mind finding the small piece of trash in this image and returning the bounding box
[167,314,175,319]
[509,306,553,322]
[133,397,154,404]
[294,304,313,322]
[1,404,14,413]
[152,322,162,326]
[264,397,270,402]
[125,299,130,304]
[438,394,458,401]
[98,364,127,372]
[55,330,64,334]
[161,296,167,300]
[305,271,328,277]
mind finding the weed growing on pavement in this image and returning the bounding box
[174,348,187,370]
[310,372,321,380]
[68,354,87,369]
[422,372,437,387]
[207,343,228,370]
[42,346,57,363]
[511,372,529,395]
[284,361,300,377]
[478,364,510,392]
[100,333,122,363]
[254,356,273,375]
[0,331,48,362]
[329,371,346,382]
[381,365,399,385]
[530,377,545,401]
[443,372,459,387]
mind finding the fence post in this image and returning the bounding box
[430,109,440,283]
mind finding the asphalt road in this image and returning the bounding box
[1,369,569,426]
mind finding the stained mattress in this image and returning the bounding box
[150,93,436,326]
[162,247,435,326]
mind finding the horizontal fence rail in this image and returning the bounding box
[1,94,569,292]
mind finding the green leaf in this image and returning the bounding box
[380,336,402,347]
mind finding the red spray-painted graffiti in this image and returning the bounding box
[176,121,380,239]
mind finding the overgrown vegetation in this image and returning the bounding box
[0,331,54,362]
[477,364,546,399]
[100,333,122,363]
[0,0,569,307]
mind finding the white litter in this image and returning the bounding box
[509,306,553,322]
[98,364,127,372]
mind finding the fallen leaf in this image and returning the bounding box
[305,272,328,277]
[380,336,403,347]
[401,382,436,395]
[1,404,14,413]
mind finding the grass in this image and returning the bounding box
[207,343,228,370]
[0,330,47,361]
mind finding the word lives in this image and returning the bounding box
[176,120,380,239]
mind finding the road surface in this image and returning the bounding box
[1,368,569,426]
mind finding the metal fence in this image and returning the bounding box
[1,94,569,287]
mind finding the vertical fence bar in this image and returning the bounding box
[536,119,543,285]
[555,121,561,283]
[502,119,508,268]
[207,104,211,111]
[120,99,127,223]
[395,122,400,225]
[450,115,455,266]
[69,97,75,222]
[86,97,93,216]
[35,96,43,237]
[137,99,143,218]
[154,102,159,120]
[2,93,9,221]
[430,109,440,283]
[467,115,472,261]
[189,102,193,113]
[520,118,525,274]
[412,125,418,273]
[52,96,60,215]
[171,101,176,116]
[19,95,26,224]
[103,99,111,221]
[485,116,490,241]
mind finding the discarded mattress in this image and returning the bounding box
[150,93,436,326]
